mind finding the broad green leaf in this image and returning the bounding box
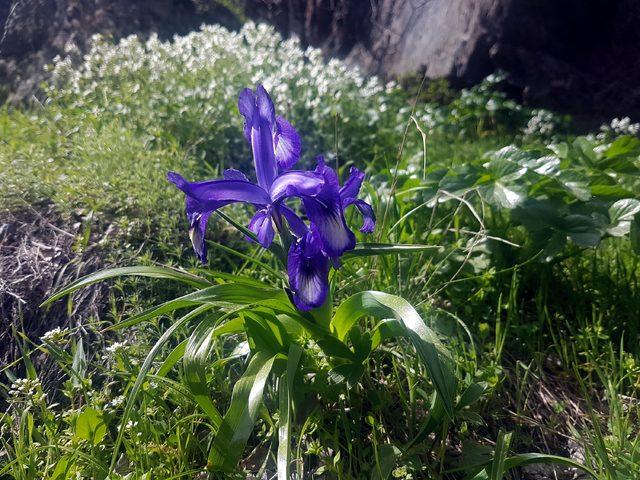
[42,266,211,306]
[208,352,277,471]
[74,407,106,445]
[482,182,526,209]
[573,137,597,166]
[553,170,591,201]
[457,382,487,410]
[332,291,456,417]
[607,198,640,236]
[523,155,560,176]
[562,214,603,247]
[371,444,400,480]
[51,456,73,480]
[603,135,640,159]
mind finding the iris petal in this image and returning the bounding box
[255,84,276,124]
[269,171,324,203]
[343,198,376,233]
[274,116,301,169]
[168,172,270,205]
[287,231,329,310]
[280,205,308,238]
[303,197,356,258]
[248,209,275,248]
[339,166,365,202]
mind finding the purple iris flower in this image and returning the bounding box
[168,85,375,311]
[286,158,376,310]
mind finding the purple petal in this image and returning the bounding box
[251,121,278,190]
[304,197,356,258]
[168,171,270,205]
[184,195,229,263]
[339,167,365,202]
[287,231,330,311]
[238,88,256,123]
[255,84,275,124]
[280,205,308,238]
[269,171,324,203]
[223,169,249,181]
[274,116,301,169]
[248,209,275,248]
[301,157,356,257]
[343,198,376,233]
[188,211,212,263]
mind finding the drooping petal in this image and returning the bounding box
[269,171,324,203]
[287,231,330,311]
[248,208,275,248]
[280,205,308,238]
[343,198,376,233]
[303,197,356,258]
[184,195,229,263]
[168,172,270,205]
[274,116,301,169]
[300,157,356,258]
[339,166,365,202]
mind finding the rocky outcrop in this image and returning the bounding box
[2,0,640,119]
[252,0,640,119]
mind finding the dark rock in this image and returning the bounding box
[1,0,640,119]
[246,0,640,120]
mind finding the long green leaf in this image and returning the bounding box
[278,344,303,480]
[343,242,441,259]
[332,291,456,418]
[42,266,211,306]
[109,304,213,473]
[489,430,512,480]
[503,453,597,477]
[106,284,294,331]
[157,317,247,378]
[183,314,227,426]
[208,352,277,471]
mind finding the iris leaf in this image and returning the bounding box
[331,291,456,418]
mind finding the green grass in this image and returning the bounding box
[1,23,639,479]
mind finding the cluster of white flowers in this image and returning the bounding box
[46,22,404,161]
[40,326,70,345]
[523,109,557,138]
[8,378,47,406]
[601,117,640,136]
[106,341,128,355]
